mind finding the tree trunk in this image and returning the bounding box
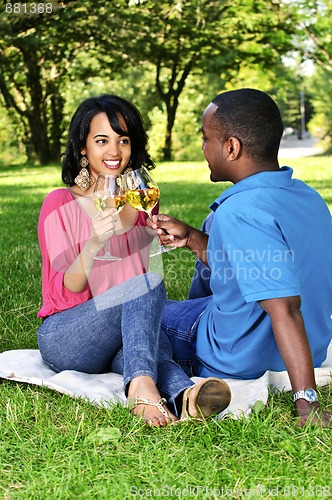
[49,85,65,162]
[26,111,50,164]
[155,55,195,162]
[163,100,177,161]
[1,42,63,164]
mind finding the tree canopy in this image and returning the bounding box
[1,1,88,162]
[295,0,332,147]
[0,0,327,163]
[113,0,298,159]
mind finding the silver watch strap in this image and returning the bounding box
[293,390,305,402]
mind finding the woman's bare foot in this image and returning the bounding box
[128,375,178,426]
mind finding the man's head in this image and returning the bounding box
[202,88,283,183]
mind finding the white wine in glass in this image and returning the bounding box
[124,167,176,255]
[93,173,126,261]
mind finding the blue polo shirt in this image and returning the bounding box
[196,167,332,379]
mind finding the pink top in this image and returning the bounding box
[37,188,155,318]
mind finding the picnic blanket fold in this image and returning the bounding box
[1,343,331,418]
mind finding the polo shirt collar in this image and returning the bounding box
[210,166,293,211]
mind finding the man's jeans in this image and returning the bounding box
[161,296,212,378]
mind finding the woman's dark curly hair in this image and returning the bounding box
[62,94,155,186]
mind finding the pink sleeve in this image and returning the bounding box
[37,189,91,317]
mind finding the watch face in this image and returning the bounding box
[305,389,317,402]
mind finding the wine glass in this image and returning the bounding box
[93,173,126,261]
[124,167,176,255]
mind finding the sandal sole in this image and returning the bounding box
[195,377,231,417]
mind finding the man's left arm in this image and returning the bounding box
[259,295,332,427]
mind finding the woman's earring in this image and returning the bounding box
[124,159,133,174]
[74,156,94,191]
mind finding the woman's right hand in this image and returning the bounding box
[89,209,118,252]
[64,208,119,293]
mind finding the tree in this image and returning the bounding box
[295,0,332,148]
[306,67,332,148]
[0,0,120,163]
[298,0,332,71]
[0,0,300,163]
[115,0,299,160]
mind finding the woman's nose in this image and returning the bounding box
[107,141,120,156]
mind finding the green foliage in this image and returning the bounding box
[223,61,309,132]
[0,109,27,165]
[293,0,332,147]
[0,0,121,163]
[147,75,207,161]
[0,159,332,497]
[306,68,332,150]
[298,0,332,71]
[115,0,298,159]
[0,0,300,164]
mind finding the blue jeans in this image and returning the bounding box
[161,296,212,378]
[37,273,193,416]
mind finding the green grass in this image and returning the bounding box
[1,157,332,499]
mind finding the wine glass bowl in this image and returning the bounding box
[93,173,126,261]
[123,167,175,255]
[125,186,160,214]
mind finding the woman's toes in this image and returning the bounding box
[130,399,176,426]
[128,376,178,426]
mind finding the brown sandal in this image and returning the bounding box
[181,377,231,421]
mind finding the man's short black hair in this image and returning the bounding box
[211,88,284,162]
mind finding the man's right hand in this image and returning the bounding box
[296,402,332,427]
[149,214,209,265]
[149,214,192,248]
[297,408,332,427]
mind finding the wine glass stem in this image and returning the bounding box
[147,211,163,248]
[105,238,111,256]
[104,208,119,256]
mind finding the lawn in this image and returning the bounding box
[0,156,331,499]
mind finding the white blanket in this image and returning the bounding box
[1,345,332,418]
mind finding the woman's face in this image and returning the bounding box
[81,112,131,180]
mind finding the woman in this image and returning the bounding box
[37,94,231,426]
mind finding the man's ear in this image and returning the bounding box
[226,137,241,159]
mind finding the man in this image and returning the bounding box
[152,88,332,426]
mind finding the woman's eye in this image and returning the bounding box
[120,138,129,145]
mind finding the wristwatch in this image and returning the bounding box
[293,388,318,403]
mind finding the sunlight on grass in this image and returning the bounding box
[0,157,331,498]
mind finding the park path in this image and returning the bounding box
[278,135,323,159]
